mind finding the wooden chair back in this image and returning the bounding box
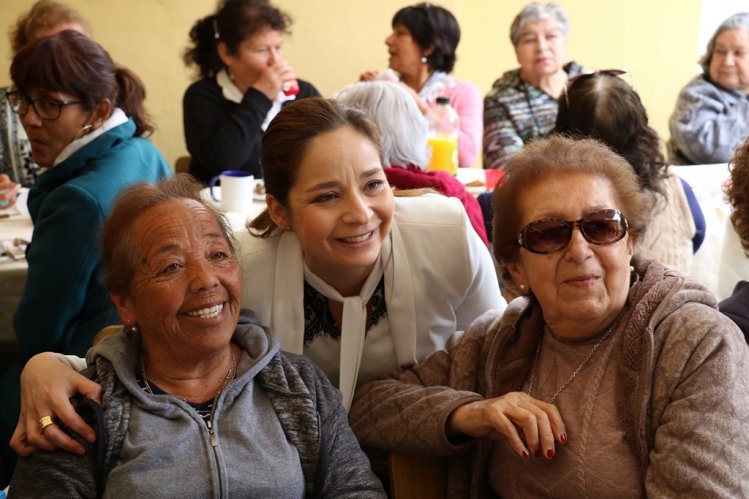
[174,155,191,174]
[389,453,449,499]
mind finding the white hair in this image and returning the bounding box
[701,12,749,73]
[509,2,570,46]
[333,81,429,169]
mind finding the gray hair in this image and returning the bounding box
[334,81,429,169]
[700,12,749,74]
[509,2,570,46]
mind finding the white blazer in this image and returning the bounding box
[236,194,506,401]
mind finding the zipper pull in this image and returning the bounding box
[207,419,218,447]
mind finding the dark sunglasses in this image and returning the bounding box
[517,209,629,254]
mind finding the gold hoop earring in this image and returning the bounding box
[79,124,93,137]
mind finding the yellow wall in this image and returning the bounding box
[0,0,702,169]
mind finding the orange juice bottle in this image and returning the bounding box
[426,96,459,175]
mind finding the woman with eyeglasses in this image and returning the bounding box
[555,71,705,275]
[0,30,170,482]
[360,3,482,168]
[483,2,584,170]
[0,0,91,207]
[350,135,749,496]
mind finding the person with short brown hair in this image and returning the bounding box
[351,135,749,497]
[7,175,384,497]
[0,0,91,201]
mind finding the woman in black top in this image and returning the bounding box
[182,0,320,183]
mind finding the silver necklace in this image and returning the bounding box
[527,309,626,404]
[140,351,237,401]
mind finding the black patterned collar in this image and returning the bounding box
[302,276,387,344]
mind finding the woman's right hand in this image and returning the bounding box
[252,60,296,101]
[10,352,102,457]
[359,70,381,81]
[446,391,567,459]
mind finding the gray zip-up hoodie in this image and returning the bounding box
[9,310,385,498]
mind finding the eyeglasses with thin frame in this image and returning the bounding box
[517,209,629,254]
[5,90,83,121]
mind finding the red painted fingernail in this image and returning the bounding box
[546,448,555,459]
[521,450,529,458]
[534,448,541,457]
[560,433,568,444]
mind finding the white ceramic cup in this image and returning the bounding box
[209,170,255,213]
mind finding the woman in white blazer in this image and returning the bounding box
[244,98,505,410]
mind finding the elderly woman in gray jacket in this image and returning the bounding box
[8,176,384,498]
[668,12,749,164]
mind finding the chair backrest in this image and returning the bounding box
[174,155,191,174]
[389,452,448,499]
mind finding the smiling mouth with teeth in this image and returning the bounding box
[186,303,223,319]
[341,232,372,243]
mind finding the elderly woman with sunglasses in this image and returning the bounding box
[0,30,170,481]
[350,136,749,497]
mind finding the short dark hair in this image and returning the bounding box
[184,0,292,79]
[392,3,460,74]
[248,98,382,237]
[101,174,235,297]
[555,73,669,202]
[11,30,154,136]
[492,136,650,291]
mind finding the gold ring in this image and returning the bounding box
[38,416,55,432]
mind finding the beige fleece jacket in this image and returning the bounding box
[350,259,749,498]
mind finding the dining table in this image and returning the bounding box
[0,188,33,347]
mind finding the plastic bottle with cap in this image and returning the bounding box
[426,96,459,175]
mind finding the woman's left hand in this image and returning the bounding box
[0,174,20,208]
[447,391,567,459]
